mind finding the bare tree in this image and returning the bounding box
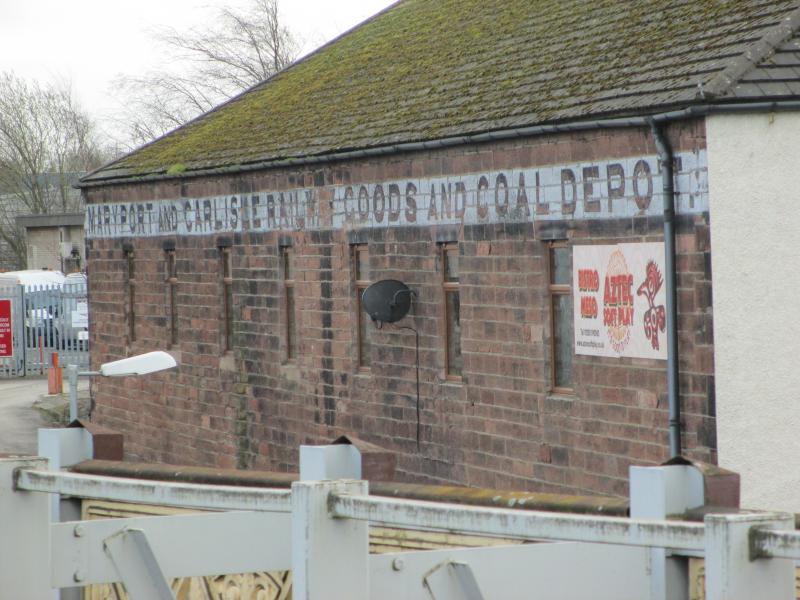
[0,72,106,267]
[113,0,300,148]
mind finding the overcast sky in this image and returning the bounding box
[0,0,395,132]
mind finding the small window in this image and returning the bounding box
[281,246,297,361]
[220,247,233,352]
[549,242,573,392]
[126,249,136,342]
[165,249,178,347]
[352,244,371,369]
[441,243,462,379]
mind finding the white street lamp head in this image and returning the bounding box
[99,351,177,377]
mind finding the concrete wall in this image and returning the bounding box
[26,228,61,271]
[707,112,800,512]
[26,225,85,272]
[84,121,716,497]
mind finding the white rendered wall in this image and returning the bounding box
[706,112,800,512]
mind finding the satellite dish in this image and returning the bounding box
[362,279,415,323]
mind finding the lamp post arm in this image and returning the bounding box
[66,351,178,423]
[67,368,101,422]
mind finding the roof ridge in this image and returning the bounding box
[81,1,800,184]
[701,3,800,98]
[79,0,407,185]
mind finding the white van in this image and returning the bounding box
[64,272,87,286]
[0,269,66,289]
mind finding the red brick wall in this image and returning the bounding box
[84,120,714,496]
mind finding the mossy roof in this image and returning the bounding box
[84,0,800,184]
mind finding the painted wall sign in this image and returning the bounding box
[573,243,667,360]
[0,299,13,357]
[85,150,707,239]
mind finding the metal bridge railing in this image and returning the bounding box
[2,445,798,600]
[329,492,706,551]
[15,468,291,513]
[752,527,800,560]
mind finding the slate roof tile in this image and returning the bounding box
[83,0,800,184]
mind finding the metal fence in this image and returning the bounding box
[0,281,89,377]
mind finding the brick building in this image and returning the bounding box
[79,0,800,500]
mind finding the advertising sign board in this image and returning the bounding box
[573,243,667,360]
[0,299,13,357]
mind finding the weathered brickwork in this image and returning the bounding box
[84,121,714,497]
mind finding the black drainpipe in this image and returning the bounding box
[649,120,681,458]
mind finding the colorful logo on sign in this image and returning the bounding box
[603,250,634,353]
[637,260,666,350]
[578,268,600,318]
